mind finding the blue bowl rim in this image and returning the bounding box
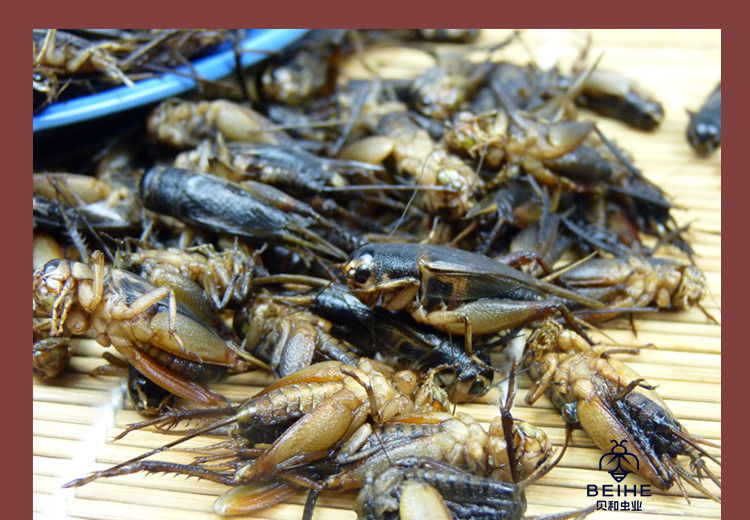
[33,29,309,133]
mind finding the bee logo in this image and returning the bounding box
[599,440,639,482]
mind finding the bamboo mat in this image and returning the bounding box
[33,30,721,520]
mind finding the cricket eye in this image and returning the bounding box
[353,263,372,284]
[469,378,488,396]
[42,259,62,275]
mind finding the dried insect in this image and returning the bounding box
[147,99,289,149]
[64,358,447,488]
[293,407,551,494]
[405,53,488,121]
[484,44,663,131]
[464,178,569,260]
[524,320,720,501]
[558,255,710,321]
[227,360,443,481]
[444,99,686,254]
[258,30,349,106]
[32,336,71,379]
[119,242,261,311]
[290,284,495,402]
[344,242,604,351]
[33,173,140,240]
[33,251,266,407]
[235,293,361,377]
[33,29,232,108]
[687,82,721,156]
[341,112,483,217]
[34,173,117,204]
[560,207,644,259]
[188,140,385,195]
[356,457,526,520]
[469,62,556,116]
[33,29,135,89]
[139,166,346,260]
[443,109,600,189]
[356,457,596,520]
[575,69,665,131]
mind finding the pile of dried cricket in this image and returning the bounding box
[33,29,720,519]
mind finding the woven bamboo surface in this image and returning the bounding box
[33,30,721,520]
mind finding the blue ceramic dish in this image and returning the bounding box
[33,29,309,132]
